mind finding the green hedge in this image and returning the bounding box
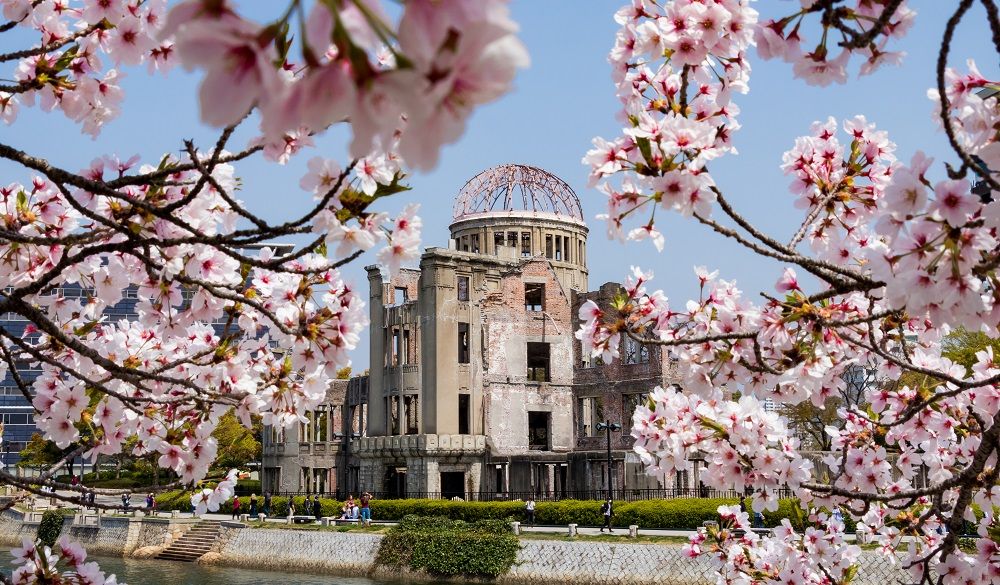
[150,491,855,532]
[376,515,518,578]
[369,498,741,529]
[37,510,64,548]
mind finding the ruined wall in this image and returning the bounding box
[262,379,351,494]
[484,259,576,456]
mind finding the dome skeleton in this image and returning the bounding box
[452,164,584,221]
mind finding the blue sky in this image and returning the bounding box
[3,1,997,372]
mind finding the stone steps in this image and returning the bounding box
[155,520,222,563]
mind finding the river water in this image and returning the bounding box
[1,549,409,585]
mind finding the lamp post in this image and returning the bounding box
[595,420,622,500]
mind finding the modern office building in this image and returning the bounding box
[0,244,291,470]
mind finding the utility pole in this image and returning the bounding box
[596,420,622,500]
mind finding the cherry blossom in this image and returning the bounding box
[583,2,1000,583]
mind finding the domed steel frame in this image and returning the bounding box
[452,164,583,221]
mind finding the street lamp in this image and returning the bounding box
[595,420,622,500]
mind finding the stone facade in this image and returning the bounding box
[261,165,693,499]
[261,379,351,495]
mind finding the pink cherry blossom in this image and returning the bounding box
[171,16,283,127]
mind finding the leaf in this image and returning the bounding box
[373,171,412,198]
[73,320,100,336]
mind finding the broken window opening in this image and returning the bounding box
[458,393,470,435]
[404,395,419,435]
[524,283,544,312]
[457,276,470,302]
[458,322,470,364]
[578,397,602,437]
[526,342,550,382]
[528,411,551,450]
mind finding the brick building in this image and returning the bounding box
[263,165,692,499]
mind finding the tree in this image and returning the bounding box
[577,1,1000,583]
[779,363,877,451]
[942,328,1000,373]
[17,434,65,469]
[0,0,525,581]
[211,410,262,472]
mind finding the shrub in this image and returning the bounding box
[37,510,64,548]
[371,497,738,529]
[376,515,518,578]
[235,479,261,495]
[149,492,852,532]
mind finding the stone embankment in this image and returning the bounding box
[0,510,911,585]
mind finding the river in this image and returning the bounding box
[1,549,415,585]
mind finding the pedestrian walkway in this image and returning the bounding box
[156,520,222,562]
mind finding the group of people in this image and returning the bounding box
[119,493,156,513]
[230,491,373,525]
[228,492,275,517]
[337,492,373,523]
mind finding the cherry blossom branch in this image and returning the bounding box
[0,343,38,411]
[0,23,102,63]
[936,0,1000,190]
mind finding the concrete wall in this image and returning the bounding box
[0,510,195,558]
[0,512,917,585]
[200,525,911,585]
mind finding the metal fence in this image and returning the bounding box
[238,486,794,502]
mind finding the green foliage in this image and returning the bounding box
[371,497,739,529]
[236,479,261,494]
[211,410,261,472]
[376,515,518,578]
[942,328,1000,374]
[36,510,64,548]
[149,492,852,532]
[18,434,65,468]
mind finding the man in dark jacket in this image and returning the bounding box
[313,495,322,520]
[600,499,613,533]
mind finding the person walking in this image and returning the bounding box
[121,493,130,513]
[524,497,536,526]
[231,495,241,519]
[249,494,258,517]
[313,495,322,521]
[287,498,295,519]
[359,491,372,527]
[263,492,272,517]
[600,498,613,533]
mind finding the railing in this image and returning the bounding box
[246,487,794,502]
